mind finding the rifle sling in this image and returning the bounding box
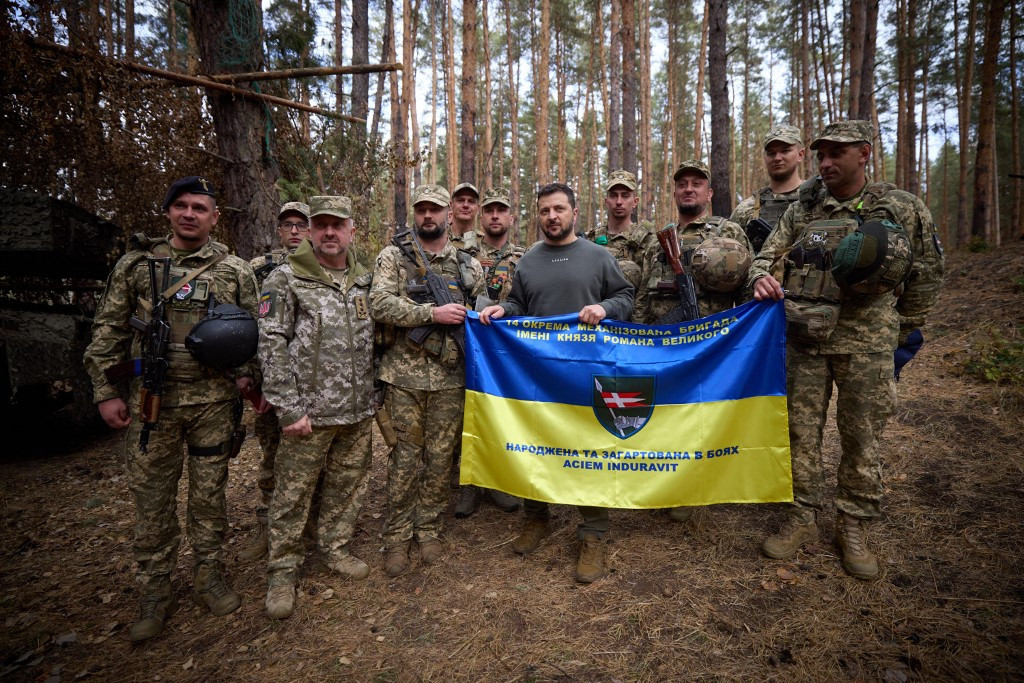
[161,254,227,301]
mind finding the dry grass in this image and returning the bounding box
[2,244,1023,682]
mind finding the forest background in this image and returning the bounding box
[0,0,1020,260]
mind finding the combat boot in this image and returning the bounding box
[326,554,370,580]
[485,488,521,512]
[454,486,480,518]
[761,509,820,560]
[668,506,695,523]
[193,562,241,616]
[128,589,177,642]
[265,584,296,620]
[512,517,551,555]
[384,542,411,577]
[237,520,268,562]
[575,534,607,583]
[418,538,442,565]
[835,513,880,580]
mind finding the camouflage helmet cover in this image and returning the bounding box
[690,237,752,293]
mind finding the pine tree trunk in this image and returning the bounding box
[693,0,710,159]
[971,0,1007,240]
[460,0,477,184]
[1011,2,1023,240]
[482,0,493,188]
[595,0,610,172]
[504,0,519,212]
[608,0,622,170]
[621,0,637,175]
[444,0,458,187]
[639,0,653,215]
[956,0,978,246]
[556,30,567,182]
[858,0,878,123]
[389,0,407,222]
[189,0,280,258]
[847,0,864,117]
[535,0,551,185]
[406,0,420,188]
[708,0,731,217]
[352,0,369,144]
[334,0,344,114]
[429,0,438,183]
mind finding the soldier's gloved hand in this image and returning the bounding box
[432,302,468,325]
[282,415,312,436]
[894,328,925,381]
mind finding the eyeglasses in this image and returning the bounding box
[279,221,309,231]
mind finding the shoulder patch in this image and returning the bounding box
[258,292,275,318]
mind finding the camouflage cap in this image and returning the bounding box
[451,182,480,199]
[810,120,874,150]
[411,184,451,208]
[162,175,215,212]
[605,169,639,193]
[308,195,352,219]
[673,160,711,181]
[481,187,512,208]
[277,201,310,220]
[763,124,804,149]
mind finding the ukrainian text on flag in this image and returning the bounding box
[461,300,793,509]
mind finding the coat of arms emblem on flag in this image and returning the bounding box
[592,375,655,439]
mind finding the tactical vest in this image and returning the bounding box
[477,242,524,307]
[753,187,797,230]
[134,235,226,382]
[781,181,899,343]
[390,233,476,361]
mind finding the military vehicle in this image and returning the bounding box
[0,188,122,426]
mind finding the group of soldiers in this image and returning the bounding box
[83,118,944,642]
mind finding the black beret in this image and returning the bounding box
[162,176,216,212]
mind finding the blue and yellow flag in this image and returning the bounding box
[461,300,792,508]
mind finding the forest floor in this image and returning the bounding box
[1,242,1023,682]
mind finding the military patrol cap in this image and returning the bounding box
[673,160,711,181]
[451,182,480,199]
[763,124,804,149]
[810,120,874,150]
[277,201,310,220]
[605,169,639,193]
[308,195,352,219]
[481,187,512,208]
[162,176,216,212]
[411,184,451,208]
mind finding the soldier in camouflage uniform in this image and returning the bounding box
[453,187,524,518]
[635,160,753,326]
[585,170,655,297]
[239,201,311,562]
[258,195,376,619]
[636,161,753,524]
[730,125,806,253]
[749,120,944,579]
[370,184,485,577]
[84,176,259,642]
[449,182,480,253]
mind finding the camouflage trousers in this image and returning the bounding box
[786,347,896,520]
[382,384,464,548]
[267,417,373,586]
[253,408,281,523]
[123,400,235,593]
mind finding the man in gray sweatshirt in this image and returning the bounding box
[480,182,633,583]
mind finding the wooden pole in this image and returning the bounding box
[30,38,368,124]
[206,63,404,83]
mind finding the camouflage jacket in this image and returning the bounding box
[84,235,260,408]
[249,248,291,287]
[450,229,477,253]
[585,221,656,291]
[747,181,945,353]
[730,187,801,232]
[257,241,374,428]
[635,214,752,324]
[466,234,525,306]
[369,240,484,391]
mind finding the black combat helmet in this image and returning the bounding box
[185,303,258,370]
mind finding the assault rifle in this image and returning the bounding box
[103,257,172,452]
[392,227,466,357]
[745,217,774,254]
[654,226,701,324]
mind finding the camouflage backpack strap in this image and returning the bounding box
[704,215,726,234]
[856,182,899,218]
[752,188,763,219]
